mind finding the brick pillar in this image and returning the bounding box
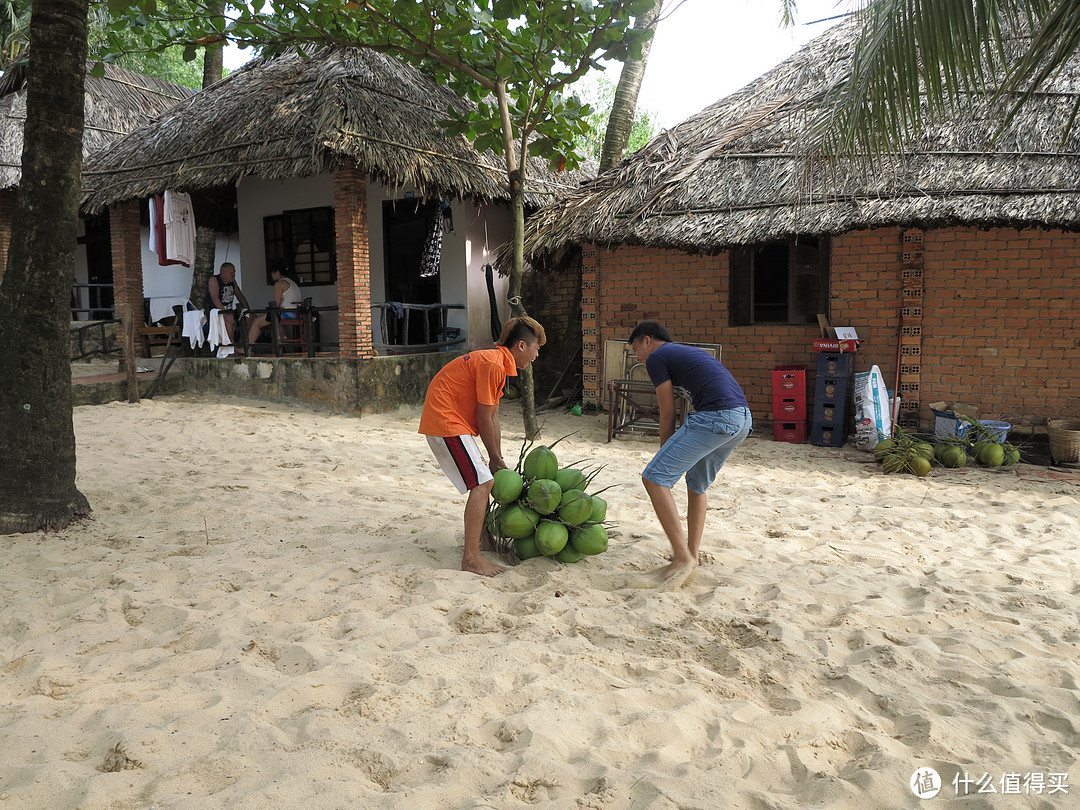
[0,188,16,285]
[110,200,144,344]
[581,243,601,406]
[898,229,925,431]
[333,165,374,359]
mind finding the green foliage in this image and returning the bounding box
[111,44,205,87]
[572,73,657,163]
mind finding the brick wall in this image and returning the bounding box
[333,166,375,359]
[588,226,1080,429]
[585,244,818,418]
[522,251,581,398]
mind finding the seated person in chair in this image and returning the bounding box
[206,262,251,349]
[248,261,303,346]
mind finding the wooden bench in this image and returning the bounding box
[137,303,186,357]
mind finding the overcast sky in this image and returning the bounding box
[634,0,851,128]
[222,1,854,130]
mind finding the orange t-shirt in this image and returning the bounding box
[418,346,518,437]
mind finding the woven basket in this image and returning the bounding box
[1048,418,1080,465]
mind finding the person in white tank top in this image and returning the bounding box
[248,261,305,346]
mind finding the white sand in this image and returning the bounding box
[1,394,1079,809]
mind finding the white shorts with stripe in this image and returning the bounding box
[426,435,493,494]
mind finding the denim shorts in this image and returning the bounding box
[642,407,752,494]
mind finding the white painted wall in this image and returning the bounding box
[119,173,514,347]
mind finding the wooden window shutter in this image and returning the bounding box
[729,247,753,326]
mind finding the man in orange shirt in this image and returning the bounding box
[420,316,546,576]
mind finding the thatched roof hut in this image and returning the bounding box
[521,16,1080,263]
[81,46,587,214]
[0,62,195,190]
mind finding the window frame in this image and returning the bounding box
[262,206,337,286]
[729,235,830,326]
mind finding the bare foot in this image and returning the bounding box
[648,559,698,588]
[462,554,507,577]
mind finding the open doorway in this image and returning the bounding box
[382,198,441,345]
[76,213,114,320]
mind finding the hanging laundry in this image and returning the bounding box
[148,196,158,254]
[163,190,196,267]
[153,194,185,267]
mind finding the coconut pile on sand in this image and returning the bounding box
[0,394,1078,809]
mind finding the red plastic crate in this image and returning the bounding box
[773,397,808,420]
[771,365,806,398]
[773,421,808,443]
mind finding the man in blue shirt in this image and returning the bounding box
[627,321,753,585]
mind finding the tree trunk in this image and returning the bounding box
[506,167,540,439]
[495,75,541,441]
[0,0,91,532]
[188,3,225,308]
[600,0,663,172]
[188,220,217,307]
[201,0,225,90]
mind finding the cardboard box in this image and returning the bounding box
[813,338,861,353]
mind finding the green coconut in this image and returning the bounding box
[556,489,593,526]
[534,520,569,555]
[523,446,558,481]
[514,536,542,560]
[553,467,587,492]
[570,523,609,556]
[526,478,562,515]
[555,544,583,563]
[873,439,896,461]
[882,453,907,474]
[499,504,540,539]
[588,495,607,523]
[906,455,932,477]
[940,445,968,468]
[977,442,1005,467]
[1003,444,1021,465]
[485,503,507,535]
[491,468,524,504]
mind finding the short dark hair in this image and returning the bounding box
[627,320,671,344]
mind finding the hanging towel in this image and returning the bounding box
[182,310,207,349]
[207,309,234,357]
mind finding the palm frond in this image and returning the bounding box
[818,0,1029,157]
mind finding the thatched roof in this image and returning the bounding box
[521,15,1080,262]
[81,46,590,214]
[0,61,195,191]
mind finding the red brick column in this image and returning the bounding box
[333,165,374,358]
[0,188,16,284]
[581,244,600,405]
[110,200,144,331]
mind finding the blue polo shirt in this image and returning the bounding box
[645,342,748,413]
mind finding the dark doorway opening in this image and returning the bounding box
[382,199,441,345]
[76,213,114,320]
